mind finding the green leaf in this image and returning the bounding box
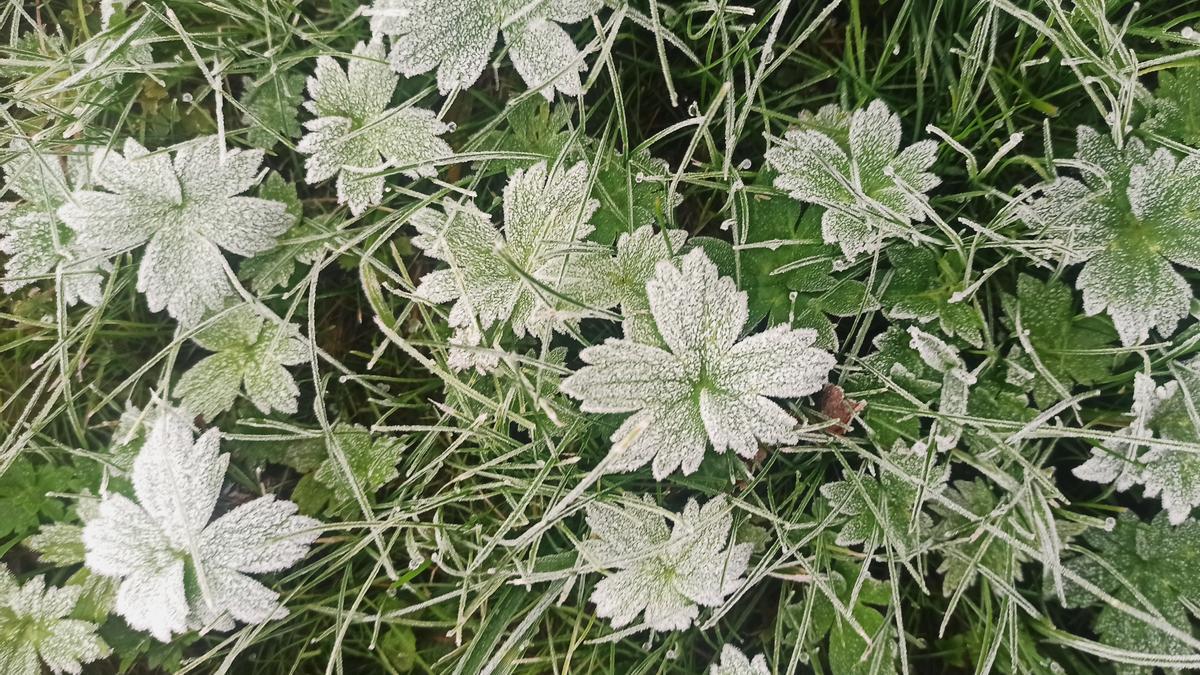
[1145,67,1200,147]
[240,69,305,150]
[820,440,946,559]
[882,244,984,348]
[1002,274,1116,408]
[0,458,82,541]
[1064,513,1200,674]
[312,424,406,508]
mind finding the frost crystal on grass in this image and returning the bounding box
[0,565,109,675]
[364,0,601,98]
[174,305,308,420]
[82,409,320,641]
[765,99,940,261]
[298,39,452,216]
[412,160,601,371]
[709,645,770,675]
[561,248,836,479]
[907,326,975,450]
[1075,367,1200,524]
[1024,126,1200,346]
[57,136,292,324]
[1,142,110,306]
[578,495,752,631]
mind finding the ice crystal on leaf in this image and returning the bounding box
[0,565,109,675]
[710,645,769,675]
[820,440,946,558]
[82,410,320,641]
[578,495,752,632]
[57,136,292,324]
[561,248,836,479]
[174,305,308,420]
[1,141,109,306]
[1075,366,1200,524]
[412,160,601,372]
[298,39,452,216]
[365,0,601,98]
[765,99,940,262]
[1024,126,1200,346]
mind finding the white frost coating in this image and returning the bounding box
[1023,126,1200,346]
[710,645,771,675]
[411,160,600,371]
[907,326,975,451]
[765,99,941,261]
[1075,368,1200,524]
[0,565,109,675]
[298,39,452,216]
[0,141,111,306]
[81,409,321,641]
[56,136,293,324]
[364,0,601,98]
[174,305,308,419]
[577,495,752,632]
[561,248,837,479]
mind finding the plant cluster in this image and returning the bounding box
[4,1,1200,673]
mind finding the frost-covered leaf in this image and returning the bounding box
[1,142,110,305]
[882,244,983,348]
[174,305,308,420]
[0,564,109,675]
[573,224,687,343]
[710,645,769,675]
[56,136,292,324]
[906,326,975,451]
[930,479,1030,596]
[561,248,836,479]
[1075,365,1200,524]
[1063,513,1200,674]
[820,440,946,558]
[412,160,601,371]
[1023,126,1200,346]
[26,523,86,566]
[578,495,752,631]
[81,409,321,641]
[765,99,940,261]
[312,424,406,507]
[365,0,601,98]
[1144,67,1200,146]
[240,69,305,150]
[1002,274,1117,408]
[298,39,452,216]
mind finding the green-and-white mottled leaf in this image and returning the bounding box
[81,409,320,642]
[1023,126,1200,346]
[765,99,940,261]
[57,136,292,324]
[1075,364,1200,524]
[365,0,601,98]
[298,39,452,215]
[411,160,601,371]
[578,495,752,631]
[709,645,770,675]
[174,305,308,420]
[0,564,109,675]
[561,248,836,479]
